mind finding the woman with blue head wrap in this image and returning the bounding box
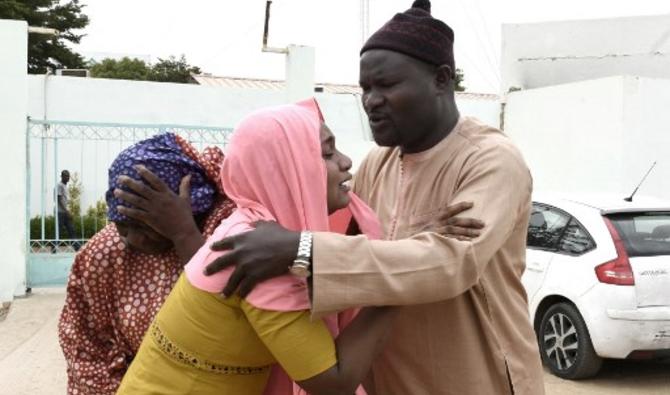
[59,133,235,394]
[105,133,217,255]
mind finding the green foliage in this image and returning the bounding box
[0,0,89,73]
[88,57,150,81]
[150,55,201,83]
[67,171,82,218]
[80,199,107,238]
[30,199,108,240]
[454,68,466,92]
[89,55,201,84]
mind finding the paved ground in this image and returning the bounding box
[0,289,67,394]
[544,360,670,395]
[0,289,667,394]
[0,302,10,322]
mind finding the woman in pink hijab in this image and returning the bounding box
[117,99,393,395]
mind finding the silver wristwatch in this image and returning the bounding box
[290,231,312,278]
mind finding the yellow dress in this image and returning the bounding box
[116,274,337,394]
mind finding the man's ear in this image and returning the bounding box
[434,65,453,93]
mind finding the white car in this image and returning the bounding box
[523,194,670,379]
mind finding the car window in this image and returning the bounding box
[558,218,596,255]
[607,212,670,257]
[527,204,570,250]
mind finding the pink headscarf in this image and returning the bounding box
[184,98,380,394]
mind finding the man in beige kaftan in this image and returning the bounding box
[312,116,544,394]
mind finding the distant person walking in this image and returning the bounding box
[57,170,77,248]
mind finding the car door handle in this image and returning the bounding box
[527,262,544,272]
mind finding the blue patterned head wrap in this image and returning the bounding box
[105,133,216,222]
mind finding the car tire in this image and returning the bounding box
[538,302,603,379]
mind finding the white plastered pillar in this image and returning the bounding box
[0,19,28,301]
[285,45,315,102]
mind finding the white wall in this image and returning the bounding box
[285,45,315,102]
[0,20,28,301]
[504,76,670,200]
[459,98,500,129]
[501,14,670,94]
[28,75,287,126]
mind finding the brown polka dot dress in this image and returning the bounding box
[58,139,235,395]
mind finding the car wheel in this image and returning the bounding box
[538,302,603,379]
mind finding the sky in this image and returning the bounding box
[74,0,670,93]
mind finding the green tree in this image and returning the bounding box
[89,57,151,81]
[454,68,466,92]
[89,55,200,83]
[0,0,89,73]
[149,55,201,83]
[82,199,107,236]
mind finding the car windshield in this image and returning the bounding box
[606,212,670,257]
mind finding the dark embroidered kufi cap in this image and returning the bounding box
[361,0,455,74]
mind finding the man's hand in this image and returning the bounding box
[426,201,485,241]
[114,165,199,242]
[206,221,300,297]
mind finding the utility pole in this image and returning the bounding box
[260,0,315,102]
[360,0,370,45]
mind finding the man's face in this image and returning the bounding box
[62,171,70,184]
[359,49,438,151]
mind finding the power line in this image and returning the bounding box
[472,0,500,66]
[454,0,501,85]
[455,47,499,92]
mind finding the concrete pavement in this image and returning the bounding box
[543,359,670,395]
[0,289,667,395]
[0,289,66,395]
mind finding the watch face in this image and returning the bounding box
[290,265,310,278]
